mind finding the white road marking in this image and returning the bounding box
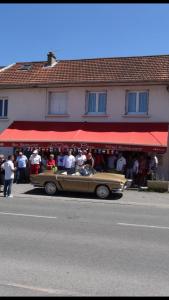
[0,211,57,219]
[117,222,169,230]
[0,282,81,295]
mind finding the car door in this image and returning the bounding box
[57,174,89,192]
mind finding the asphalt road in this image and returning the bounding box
[0,186,169,296]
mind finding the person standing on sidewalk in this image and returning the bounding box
[16,151,28,183]
[75,149,87,171]
[29,150,41,175]
[1,155,16,198]
[116,152,126,174]
[63,149,75,174]
[148,154,159,180]
[0,154,5,192]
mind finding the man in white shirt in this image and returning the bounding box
[116,152,126,174]
[63,150,75,174]
[75,150,86,171]
[1,155,16,198]
[29,150,41,175]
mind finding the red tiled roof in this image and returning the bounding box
[0,55,169,87]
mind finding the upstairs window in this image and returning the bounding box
[86,91,107,114]
[0,98,8,118]
[48,92,68,115]
[126,91,148,115]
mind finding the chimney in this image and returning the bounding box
[47,51,56,66]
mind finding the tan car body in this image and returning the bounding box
[30,169,127,199]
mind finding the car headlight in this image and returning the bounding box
[120,182,124,189]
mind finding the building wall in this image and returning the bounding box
[0,84,169,179]
[0,88,46,131]
[47,85,169,122]
[0,85,169,128]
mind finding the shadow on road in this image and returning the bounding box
[24,187,123,201]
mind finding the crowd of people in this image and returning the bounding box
[0,147,159,198]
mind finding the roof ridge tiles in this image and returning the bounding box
[14,53,169,65]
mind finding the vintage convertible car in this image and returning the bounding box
[30,166,127,199]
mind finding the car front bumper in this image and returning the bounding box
[111,188,124,194]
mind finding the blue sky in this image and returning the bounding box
[1,3,169,66]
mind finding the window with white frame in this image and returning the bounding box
[86,91,107,114]
[0,98,8,118]
[48,92,68,115]
[126,91,149,115]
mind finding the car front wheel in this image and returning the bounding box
[45,182,57,195]
[96,185,110,199]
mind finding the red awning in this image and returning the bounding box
[0,121,168,153]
